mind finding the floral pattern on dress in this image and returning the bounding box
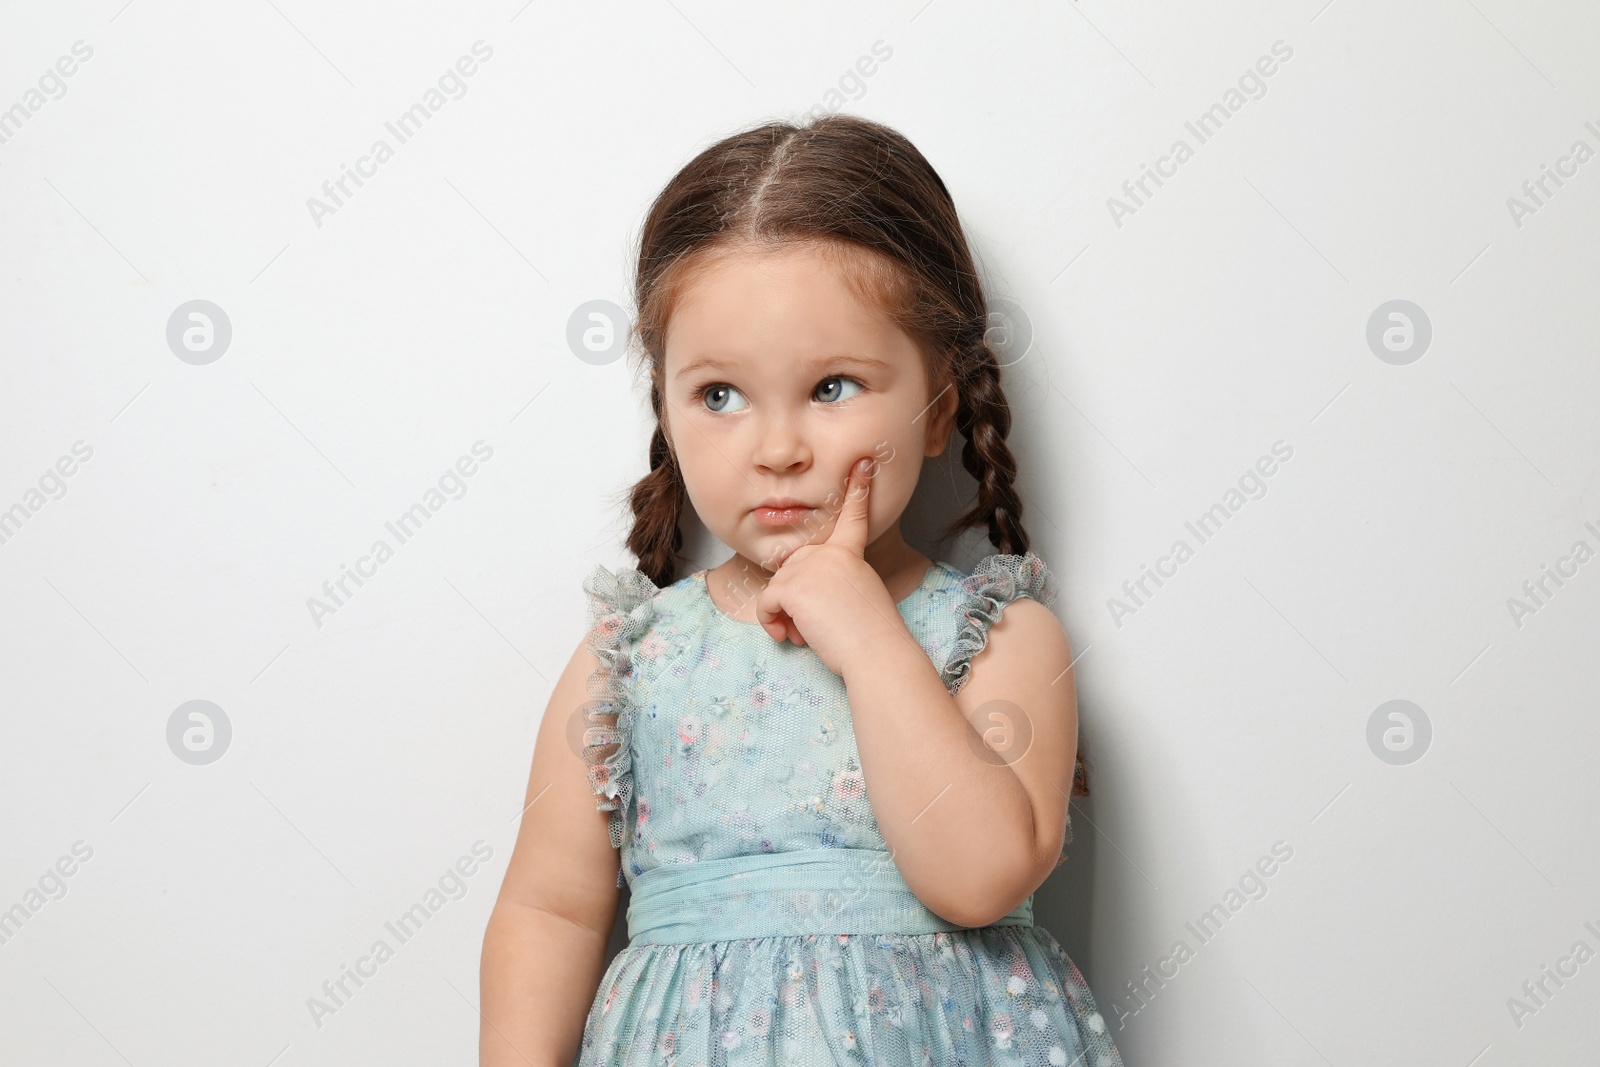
[573,552,1124,1066]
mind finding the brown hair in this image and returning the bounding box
[617,113,1031,589]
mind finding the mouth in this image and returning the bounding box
[751,499,816,527]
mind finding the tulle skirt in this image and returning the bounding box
[576,922,1126,1066]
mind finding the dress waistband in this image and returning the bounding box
[625,846,1034,945]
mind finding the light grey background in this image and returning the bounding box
[3,1,1598,1064]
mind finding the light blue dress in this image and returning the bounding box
[576,551,1125,1066]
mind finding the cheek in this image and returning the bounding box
[685,466,729,516]
[863,455,918,530]
[671,436,725,516]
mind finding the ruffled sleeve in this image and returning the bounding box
[938,551,1089,856]
[938,552,1061,694]
[579,564,658,887]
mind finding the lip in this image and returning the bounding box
[752,498,815,527]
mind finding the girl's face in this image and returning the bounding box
[659,243,958,573]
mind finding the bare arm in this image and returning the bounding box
[479,628,622,1066]
[841,597,1077,928]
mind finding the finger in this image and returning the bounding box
[767,542,803,572]
[824,457,873,556]
[757,578,787,640]
[761,614,803,645]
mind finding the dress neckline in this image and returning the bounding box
[690,561,944,630]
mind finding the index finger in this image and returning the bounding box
[824,457,873,555]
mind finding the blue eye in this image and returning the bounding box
[815,376,863,404]
[699,384,748,413]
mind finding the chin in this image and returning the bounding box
[747,531,808,565]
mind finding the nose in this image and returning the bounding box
[753,413,810,475]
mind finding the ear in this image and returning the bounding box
[923,374,961,458]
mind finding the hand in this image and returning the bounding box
[755,457,904,676]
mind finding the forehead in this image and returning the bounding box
[663,244,916,378]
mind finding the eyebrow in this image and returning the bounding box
[673,353,894,380]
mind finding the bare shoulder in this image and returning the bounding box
[491,625,620,936]
[953,595,1075,698]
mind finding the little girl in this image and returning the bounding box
[480,114,1124,1067]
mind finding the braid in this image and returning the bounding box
[622,415,686,589]
[945,339,1029,556]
